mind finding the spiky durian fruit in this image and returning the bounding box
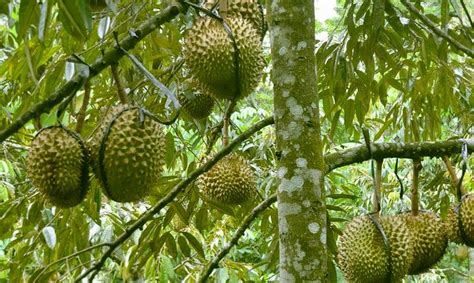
[89,106,166,202]
[27,126,89,208]
[227,0,265,37]
[179,84,215,120]
[337,215,413,283]
[196,154,256,204]
[459,194,474,246]
[182,16,264,100]
[398,212,447,274]
[443,206,463,244]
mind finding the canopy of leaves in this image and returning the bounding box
[0,0,472,281]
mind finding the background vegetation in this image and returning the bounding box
[0,0,472,281]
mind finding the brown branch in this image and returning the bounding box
[198,194,277,282]
[0,3,185,144]
[372,159,383,214]
[411,158,422,215]
[400,0,474,58]
[325,139,474,172]
[75,79,91,133]
[110,65,129,104]
[442,156,464,193]
[74,116,275,282]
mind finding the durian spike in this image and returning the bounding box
[411,159,422,216]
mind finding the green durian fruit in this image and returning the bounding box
[337,215,414,283]
[183,16,264,100]
[27,126,89,208]
[196,154,257,204]
[89,106,166,202]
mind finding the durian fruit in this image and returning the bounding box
[398,212,448,274]
[225,0,265,37]
[196,154,257,204]
[89,106,166,202]
[443,194,474,247]
[27,126,89,208]
[459,194,474,246]
[337,215,414,283]
[182,16,264,100]
[179,82,215,119]
[443,206,463,244]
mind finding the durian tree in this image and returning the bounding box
[0,0,473,282]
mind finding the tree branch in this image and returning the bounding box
[75,79,91,133]
[325,139,474,172]
[0,3,184,144]
[198,194,277,282]
[400,0,474,58]
[74,116,275,282]
[110,65,129,104]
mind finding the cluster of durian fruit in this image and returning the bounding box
[337,194,474,283]
[26,0,264,208]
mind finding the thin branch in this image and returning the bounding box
[442,155,466,195]
[325,139,474,172]
[198,194,277,282]
[110,65,129,104]
[75,79,91,133]
[459,0,473,28]
[411,158,421,216]
[0,3,185,144]
[74,116,275,282]
[400,0,474,58]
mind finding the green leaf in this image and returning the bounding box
[195,207,209,233]
[177,235,191,257]
[182,232,205,259]
[17,0,40,40]
[57,0,91,41]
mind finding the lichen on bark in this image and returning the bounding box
[268,0,327,281]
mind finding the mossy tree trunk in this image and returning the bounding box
[268,0,327,281]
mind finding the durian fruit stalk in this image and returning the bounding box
[337,215,414,283]
[27,126,89,208]
[182,16,264,100]
[196,154,257,204]
[89,106,166,202]
[206,0,265,37]
[398,212,448,274]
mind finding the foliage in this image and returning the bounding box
[0,0,472,281]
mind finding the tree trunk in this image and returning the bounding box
[268,1,327,281]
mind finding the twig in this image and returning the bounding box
[442,155,466,196]
[75,79,91,133]
[325,139,474,172]
[198,194,277,282]
[411,158,422,215]
[400,0,474,58]
[459,0,473,28]
[110,65,129,104]
[0,3,184,144]
[74,116,275,282]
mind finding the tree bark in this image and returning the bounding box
[268,1,327,281]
